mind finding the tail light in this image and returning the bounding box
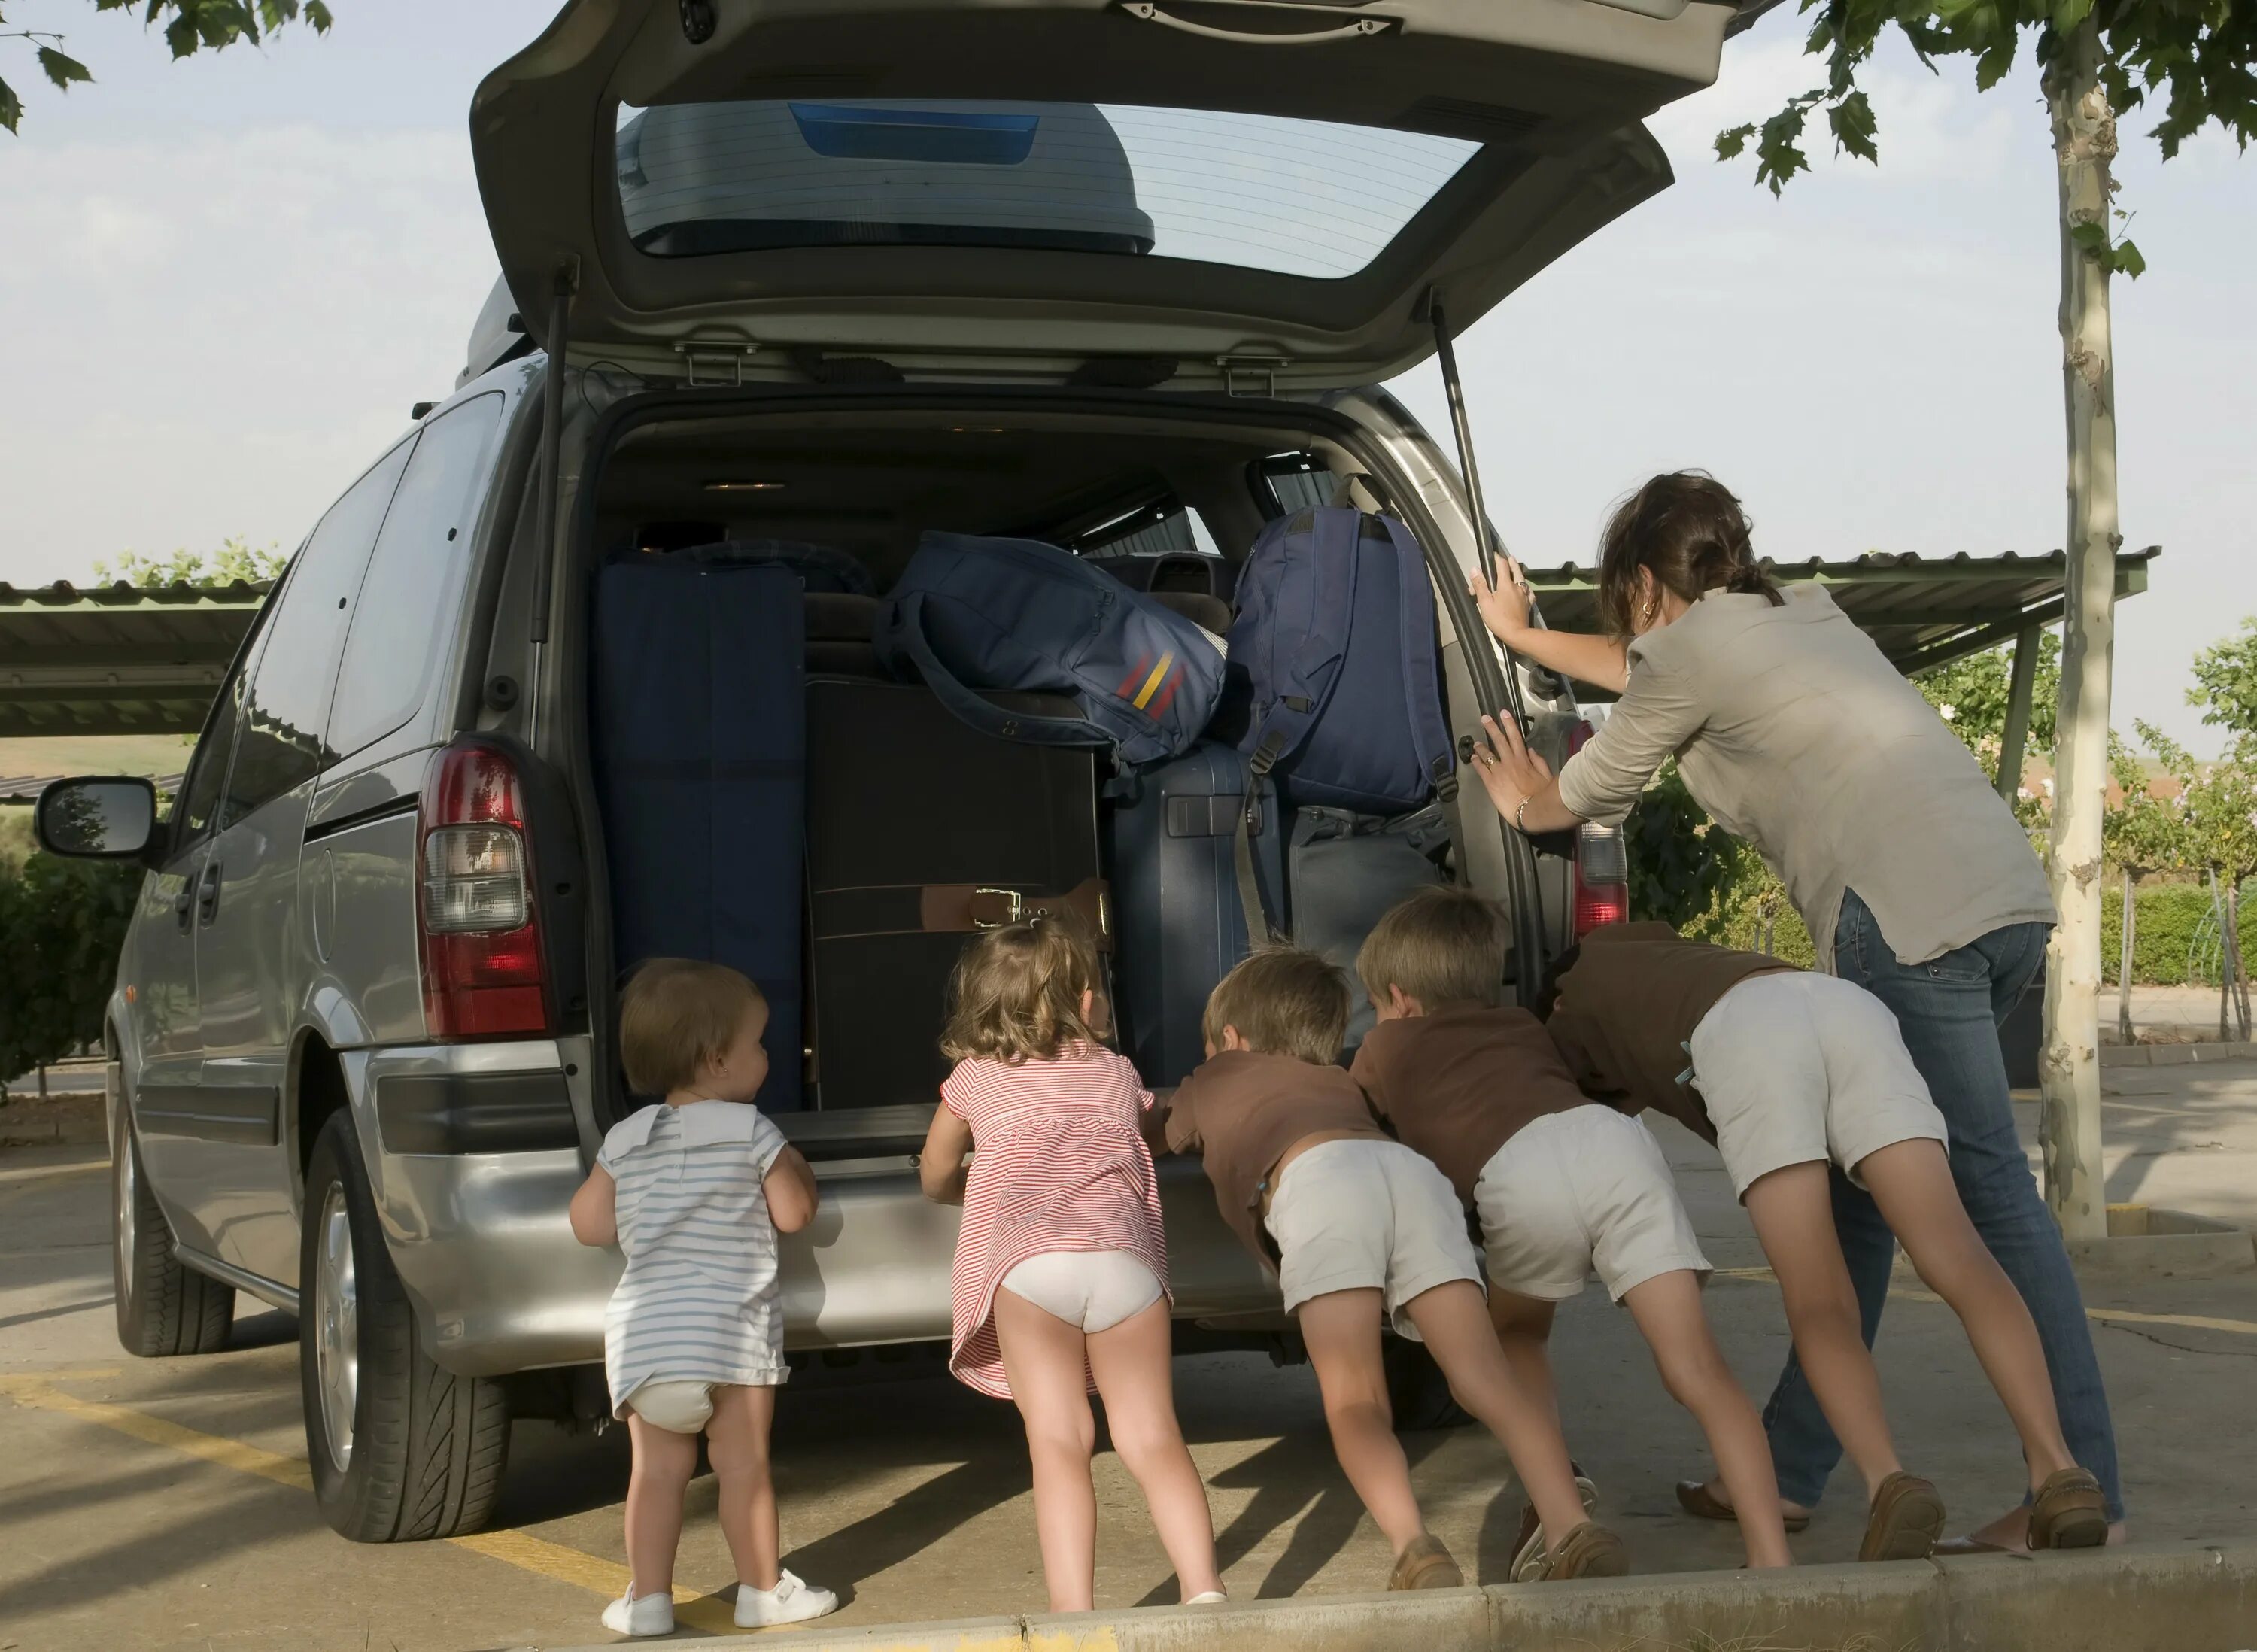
[1566,719,1629,937]
[418,742,552,1039]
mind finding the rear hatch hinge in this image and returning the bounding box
[1218,356,1290,398]
[673,336,761,387]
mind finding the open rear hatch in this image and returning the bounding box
[472,0,1732,388]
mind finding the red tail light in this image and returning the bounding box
[418,742,552,1040]
[1566,719,1629,936]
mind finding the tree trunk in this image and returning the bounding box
[2231,879,2252,1042]
[2117,866,2136,1044]
[2038,20,2119,1241]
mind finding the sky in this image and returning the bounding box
[0,1,2250,754]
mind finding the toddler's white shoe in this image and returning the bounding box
[735,1570,839,1629]
[1186,1590,1229,1605]
[600,1586,675,1638]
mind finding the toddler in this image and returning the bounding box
[919,917,1224,1613]
[1352,887,1790,1575]
[1542,922,2106,1557]
[1165,946,1621,1587]
[567,958,838,1637]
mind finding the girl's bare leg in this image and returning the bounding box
[704,1384,782,1590]
[1085,1298,1225,1601]
[1401,1280,1590,1544]
[1742,1162,1904,1504]
[624,1413,700,1598]
[1620,1271,1794,1568]
[995,1289,1101,1612]
[1293,1289,1427,1556]
[1857,1139,2078,1492]
[1487,1291,1563,1435]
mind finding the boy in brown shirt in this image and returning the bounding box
[1165,946,1621,1587]
[1541,923,2106,1560]
[1353,888,1790,1574]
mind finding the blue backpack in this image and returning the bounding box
[875,531,1225,766]
[1226,508,1455,814]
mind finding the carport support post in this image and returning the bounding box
[1996,625,2040,802]
[2038,23,2119,1242]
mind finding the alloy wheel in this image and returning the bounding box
[314,1186,359,1474]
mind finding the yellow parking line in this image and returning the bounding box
[0,1375,740,1633]
[0,1156,108,1187]
[1713,1267,2257,1337]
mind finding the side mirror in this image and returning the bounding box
[35,777,159,862]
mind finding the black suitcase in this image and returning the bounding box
[1103,742,1284,1087]
[803,677,1107,1112]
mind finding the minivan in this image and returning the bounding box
[38,0,1736,1542]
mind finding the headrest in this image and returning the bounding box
[1147,590,1233,639]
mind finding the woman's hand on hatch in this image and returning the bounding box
[1469,712,1554,829]
[1469,555,1534,643]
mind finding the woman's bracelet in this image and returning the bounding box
[1513,795,1534,835]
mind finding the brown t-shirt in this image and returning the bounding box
[1350,1005,1590,1204]
[1545,922,1794,1142]
[1163,1049,1387,1266]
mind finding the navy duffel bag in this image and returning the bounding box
[875,530,1223,766]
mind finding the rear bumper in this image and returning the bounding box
[350,1043,1275,1377]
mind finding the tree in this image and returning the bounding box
[92,536,286,588]
[1718,0,2257,1237]
[2138,721,2255,1040]
[2,1,332,135]
[0,851,141,1093]
[2187,615,2257,752]
[2101,728,2189,1040]
[1919,633,2063,772]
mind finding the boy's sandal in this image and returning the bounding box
[1675,1480,1811,1535]
[1858,1471,1946,1562]
[1533,1522,1630,1582]
[1387,1533,1464,1591]
[2027,1468,2109,1550]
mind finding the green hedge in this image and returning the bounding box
[2102,883,2255,986]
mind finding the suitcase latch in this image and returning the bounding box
[970,888,1026,928]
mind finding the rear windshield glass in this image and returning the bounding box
[615,100,1478,280]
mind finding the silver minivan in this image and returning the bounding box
[38,0,1733,1542]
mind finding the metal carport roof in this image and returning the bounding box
[0,581,269,737]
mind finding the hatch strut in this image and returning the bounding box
[1428,292,1551,987]
[524,262,578,751]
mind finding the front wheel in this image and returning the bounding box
[113,1072,233,1357]
[299,1111,510,1541]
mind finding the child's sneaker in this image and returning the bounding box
[1386,1533,1463,1590]
[1186,1590,1229,1605]
[600,1587,675,1638]
[1531,1521,1629,1581]
[735,1570,839,1629]
[1511,1468,1600,1583]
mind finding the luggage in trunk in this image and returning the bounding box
[1104,742,1283,1088]
[803,677,1106,1110]
[591,560,807,1110]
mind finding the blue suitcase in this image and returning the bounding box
[590,560,807,1110]
[1104,742,1285,1087]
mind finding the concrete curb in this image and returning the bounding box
[535,1541,2257,1652]
[2065,1206,2257,1280]
[2102,1040,2257,1067]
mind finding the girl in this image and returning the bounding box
[919,917,1226,1613]
[568,958,839,1637]
[1465,469,2122,1551]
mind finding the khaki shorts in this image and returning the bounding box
[1264,1140,1481,1340]
[1689,970,1949,1198]
[1475,1104,1711,1303]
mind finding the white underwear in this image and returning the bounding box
[1000,1250,1162,1335]
[627,1379,714,1434]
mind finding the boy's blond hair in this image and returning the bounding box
[1202,946,1349,1064]
[1356,885,1509,1011]
[940,915,1105,1065]
[619,958,767,1095]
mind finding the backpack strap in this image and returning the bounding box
[1232,781,1274,945]
[887,591,1111,750]
[1381,513,1466,879]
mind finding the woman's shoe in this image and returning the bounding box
[2028,1468,2108,1550]
[1533,1522,1630,1581]
[1387,1533,1464,1590]
[600,1587,675,1638]
[1675,1479,1811,1534]
[1858,1472,1946,1562]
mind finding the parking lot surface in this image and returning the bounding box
[2,1068,2252,1650]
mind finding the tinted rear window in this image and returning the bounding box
[616,100,1478,279]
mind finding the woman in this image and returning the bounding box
[1466,471,2122,1551]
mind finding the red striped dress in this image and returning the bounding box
[942,1041,1169,1398]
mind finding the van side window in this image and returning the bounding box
[1253,453,1333,518]
[169,582,282,852]
[222,440,412,824]
[328,394,506,761]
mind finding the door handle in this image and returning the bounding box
[196,861,223,926]
[175,888,194,930]
[1119,2,1391,44]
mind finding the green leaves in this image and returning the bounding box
[2068,217,2149,276]
[2,1,336,135]
[2186,615,2257,752]
[1828,88,1881,162]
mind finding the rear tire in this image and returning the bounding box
[1385,1337,1472,1432]
[112,1073,233,1357]
[300,1110,510,1541]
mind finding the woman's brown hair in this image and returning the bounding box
[940,915,1106,1065]
[1594,471,1782,639]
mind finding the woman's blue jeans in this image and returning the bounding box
[1758,888,2125,1522]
